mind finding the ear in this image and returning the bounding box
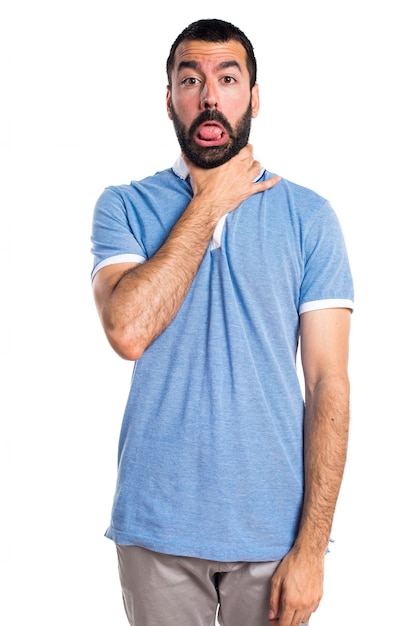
[251,83,260,118]
[166,87,173,120]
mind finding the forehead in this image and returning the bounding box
[173,39,248,75]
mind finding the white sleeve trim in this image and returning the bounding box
[91,253,146,280]
[299,298,354,314]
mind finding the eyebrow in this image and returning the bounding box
[176,60,243,74]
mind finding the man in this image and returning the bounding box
[91,18,354,626]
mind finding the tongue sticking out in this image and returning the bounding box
[198,124,223,140]
[195,123,228,147]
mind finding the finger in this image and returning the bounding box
[236,143,254,164]
[291,610,310,626]
[268,581,281,622]
[252,175,280,194]
[276,608,300,626]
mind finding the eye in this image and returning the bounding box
[221,76,236,84]
[181,77,200,86]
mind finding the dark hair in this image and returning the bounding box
[166,18,257,88]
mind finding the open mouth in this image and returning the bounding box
[194,122,229,147]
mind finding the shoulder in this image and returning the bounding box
[103,167,180,198]
[266,173,328,208]
[261,172,337,230]
[94,167,189,215]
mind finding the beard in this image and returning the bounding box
[170,102,253,169]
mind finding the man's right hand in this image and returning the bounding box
[184,144,280,224]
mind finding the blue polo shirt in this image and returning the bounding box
[91,156,354,561]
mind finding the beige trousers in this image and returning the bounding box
[116,545,309,626]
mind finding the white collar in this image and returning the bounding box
[172,154,190,180]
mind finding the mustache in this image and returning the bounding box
[189,109,234,138]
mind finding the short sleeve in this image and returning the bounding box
[299,201,354,313]
[90,186,146,280]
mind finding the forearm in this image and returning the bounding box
[100,197,219,360]
[295,376,350,556]
[268,382,349,625]
[94,147,279,360]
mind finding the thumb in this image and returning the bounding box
[268,577,281,621]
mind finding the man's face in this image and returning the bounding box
[166,40,259,169]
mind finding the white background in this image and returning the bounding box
[2,1,417,624]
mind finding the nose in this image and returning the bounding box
[200,81,218,110]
